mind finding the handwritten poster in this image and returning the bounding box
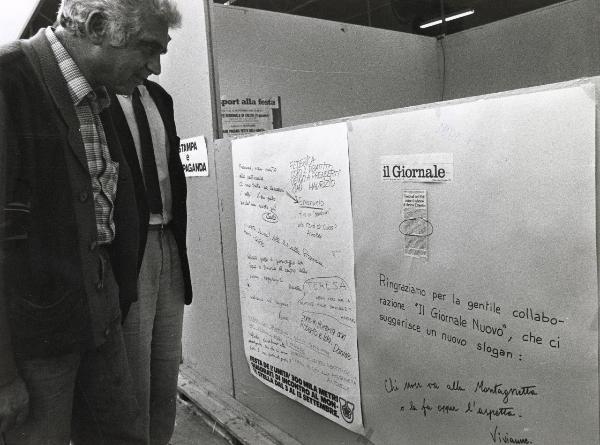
[232,123,363,432]
[349,84,598,444]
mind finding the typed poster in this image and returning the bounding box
[221,95,281,138]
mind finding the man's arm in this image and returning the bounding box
[0,86,29,434]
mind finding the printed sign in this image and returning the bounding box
[179,136,209,177]
[382,153,453,182]
[221,95,282,137]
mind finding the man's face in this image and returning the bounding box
[97,15,170,94]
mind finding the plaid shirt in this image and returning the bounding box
[45,28,118,245]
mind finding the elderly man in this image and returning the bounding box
[0,1,181,444]
[107,34,193,445]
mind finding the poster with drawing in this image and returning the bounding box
[232,123,363,433]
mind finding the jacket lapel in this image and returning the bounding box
[107,97,145,188]
[22,29,89,171]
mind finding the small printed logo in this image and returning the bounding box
[339,397,355,423]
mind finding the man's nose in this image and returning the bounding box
[147,54,162,76]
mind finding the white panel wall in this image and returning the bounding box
[159,0,233,394]
[212,5,440,127]
[156,0,600,429]
[444,0,600,99]
[0,2,38,44]
[210,6,445,443]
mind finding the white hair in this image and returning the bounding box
[57,0,181,46]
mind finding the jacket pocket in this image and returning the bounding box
[8,286,87,358]
[13,289,83,322]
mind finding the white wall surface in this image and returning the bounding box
[443,0,600,99]
[210,6,442,441]
[0,1,38,45]
[158,0,233,394]
[212,4,440,127]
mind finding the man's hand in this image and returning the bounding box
[0,376,28,433]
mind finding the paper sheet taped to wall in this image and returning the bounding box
[232,123,363,432]
[179,136,209,177]
[350,83,598,444]
[221,95,282,138]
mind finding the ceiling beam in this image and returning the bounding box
[287,0,322,14]
[341,0,391,22]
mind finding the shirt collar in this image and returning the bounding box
[45,27,110,111]
[120,84,148,101]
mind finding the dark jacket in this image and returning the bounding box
[107,81,192,304]
[0,29,139,360]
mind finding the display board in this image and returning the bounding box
[350,83,598,444]
[231,123,363,433]
[222,79,598,444]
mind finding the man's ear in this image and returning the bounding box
[85,10,108,45]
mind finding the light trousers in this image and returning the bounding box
[122,228,185,445]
